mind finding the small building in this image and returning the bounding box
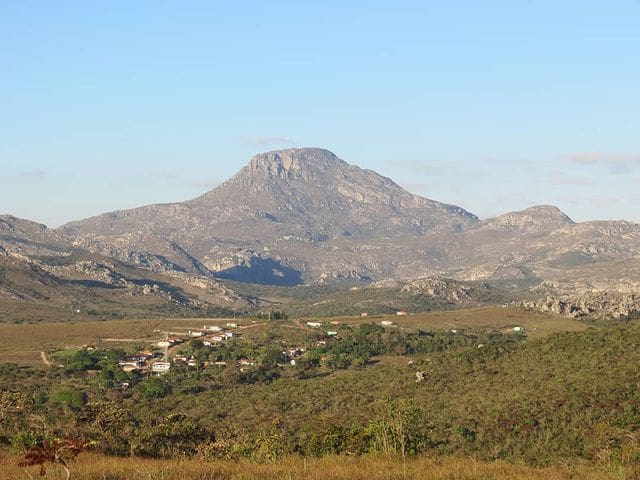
[360,312,369,317]
[158,341,171,348]
[513,326,524,332]
[151,362,171,374]
[396,311,408,316]
[189,330,204,337]
[306,321,322,328]
[224,332,235,339]
[226,322,238,328]
[326,331,338,337]
[381,320,394,326]
[211,335,224,343]
[204,325,222,332]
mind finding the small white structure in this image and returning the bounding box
[360,312,369,317]
[396,311,408,316]
[189,330,204,337]
[226,322,238,328]
[381,320,394,326]
[158,341,171,348]
[326,331,338,336]
[224,332,235,339]
[211,335,224,343]
[204,325,222,332]
[151,362,171,374]
[513,326,524,332]
[306,321,322,328]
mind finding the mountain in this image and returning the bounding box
[55,148,640,294]
[60,148,479,284]
[0,214,71,257]
[0,215,255,321]
[4,147,640,319]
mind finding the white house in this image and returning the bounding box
[151,362,171,374]
[306,321,322,328]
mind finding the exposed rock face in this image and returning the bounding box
[400,277,495,304]
[480,205,575,233]
[520,294,640,320]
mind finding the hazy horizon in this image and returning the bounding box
[2,1,639,226]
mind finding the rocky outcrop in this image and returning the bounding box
[519,294,640,319]
[480,205,574,233]
[400,277,490,304]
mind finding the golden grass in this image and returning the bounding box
[0,453,632,480]
[333,307,589,339]
[0,318,234,366]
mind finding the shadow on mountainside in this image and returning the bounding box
[214,258,303,286]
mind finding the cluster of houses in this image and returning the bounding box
[118,350,155,373]
[193,324,238,348]
[117,323,242,376]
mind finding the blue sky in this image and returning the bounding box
[1,0,639,226]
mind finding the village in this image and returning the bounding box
[115,318,355,378]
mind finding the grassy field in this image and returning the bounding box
[311,306,589,339]
[0,307,588,367]
[0,452,632,480]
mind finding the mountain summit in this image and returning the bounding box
[188,148,478,239]
[57,148,640,287]
[60,148,481,284]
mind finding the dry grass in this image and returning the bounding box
[334,307,589,339]
[0,453,632,480]
[0,318,235,366]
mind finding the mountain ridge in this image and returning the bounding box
[4,148,639,299]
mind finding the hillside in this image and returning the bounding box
[0,249,252,322]
[2,311,640,472]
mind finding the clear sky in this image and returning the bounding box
[1,1,639,227]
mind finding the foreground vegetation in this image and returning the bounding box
[2,308,640,476]
[0,451,633,480]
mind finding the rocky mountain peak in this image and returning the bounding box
[481,205,575,233]
[247,148,346,180]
